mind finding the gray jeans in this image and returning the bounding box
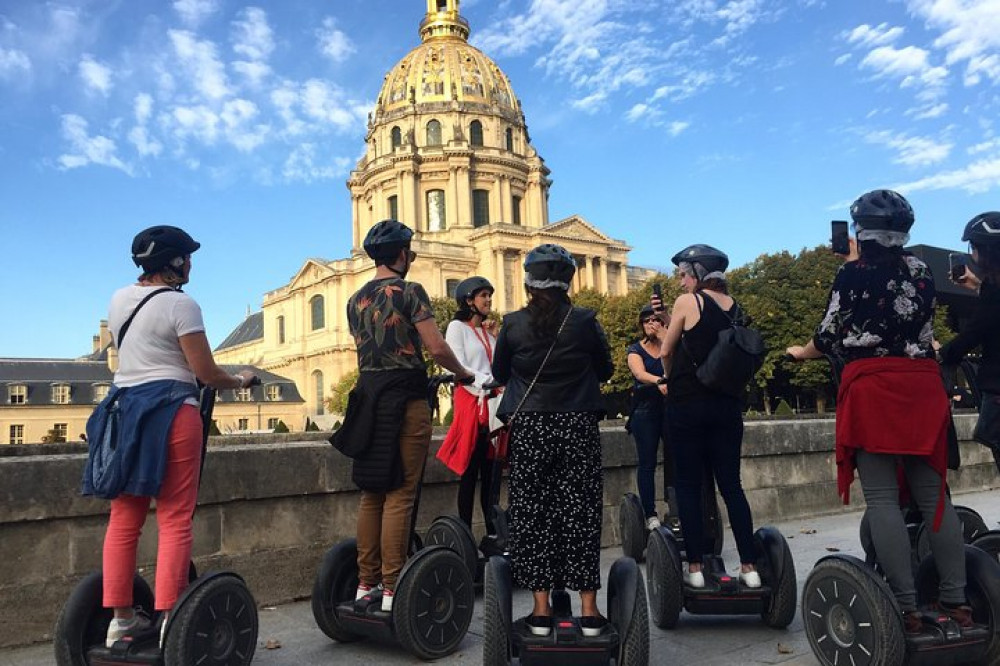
[855,450,966,611]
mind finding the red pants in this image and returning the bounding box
[102,404,202,611]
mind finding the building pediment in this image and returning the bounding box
[542,215,630,250]
[288,259,336,290]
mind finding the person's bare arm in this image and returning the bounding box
[786,339,824,360]
[179,332,256,389]
[659,294,694,377]
[415,318,474,380]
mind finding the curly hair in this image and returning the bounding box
[525,286,571,341]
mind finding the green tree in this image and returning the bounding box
[326,368,359,415]
[272,420,289,434]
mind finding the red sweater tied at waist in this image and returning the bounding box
[836,356,950,529]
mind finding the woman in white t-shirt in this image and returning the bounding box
[436,277,500,537]
[100,226,257,647]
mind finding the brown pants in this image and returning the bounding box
[356,398,431,590]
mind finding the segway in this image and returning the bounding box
[311,375,476,660]
[482,555,649,666]
[54,385,259,666]
[802,544,1000,666]
[619,461,723,562]
[646,521,797,630]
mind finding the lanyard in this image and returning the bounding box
[467,320,493,364]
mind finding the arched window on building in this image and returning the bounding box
[512,195,522,225]
[313,370,325,415]
[388,195,399,221]
[472,189,490,227]
[391,126,402,150]
[470,120,484,147]
[426,119,442,146]
[310,295,325,331]
[276,315,285,344]
[505,128,514,152]
[426,189,446,231]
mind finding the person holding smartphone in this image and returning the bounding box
[786,190,971,633]
[938,212,1000,471]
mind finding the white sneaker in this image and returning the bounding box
[683,570,705,588]
[740,570,762,589]
[381,588,394,612]
[105,612,151,648]
[646,516,661,531]
[356,583,377,601]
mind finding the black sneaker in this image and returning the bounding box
[580,616,609,637]
[526,614,553,637]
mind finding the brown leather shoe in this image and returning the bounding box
[934,602,974,629]
[903,611,923,635]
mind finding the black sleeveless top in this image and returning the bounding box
[667,292,737,403]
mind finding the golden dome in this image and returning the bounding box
[373,0,521,120]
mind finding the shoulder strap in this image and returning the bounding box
[116,287,173,349]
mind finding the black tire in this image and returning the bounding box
[162,574,258,666]
[916,545,1000,666]
[619,493,647,562]
[972,530,1000,564]
[54,571,154,666]
[760,533,797,629]
[425,516,479,580]
[802,557,905,666]
[311,540,364,643]
[618,566,650,666]
[482,559,511,666]
[915,505,990,562]
[646,530,683,630]
[394,548,474,660]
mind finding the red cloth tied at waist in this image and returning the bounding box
[436,386,489,476]
[836,356,951,530]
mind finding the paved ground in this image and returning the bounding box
[3,489,998,666]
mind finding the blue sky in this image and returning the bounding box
[3,0,1000,359]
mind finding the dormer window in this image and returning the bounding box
[8,384,26,405]
[51,384,71,405]
[93,384,110,403]
[266,384,282,401]
[234,388,252,402]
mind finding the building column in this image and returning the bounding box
[600,257,609,295]
[352,195,362,249]
[499,175,511,223]
[456,166,471,227]
[587,256,597,290]
[447,166,459,229]
[494,249,507,312]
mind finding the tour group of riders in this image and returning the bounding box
[86,187,1000,646]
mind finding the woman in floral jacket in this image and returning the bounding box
[787,189,972,634]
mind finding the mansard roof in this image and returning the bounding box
[216,311,264,351]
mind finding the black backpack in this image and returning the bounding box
[684,295,765,398]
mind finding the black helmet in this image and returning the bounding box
[131,225,200,272]
[850,189,914,232]
[363,219,414,261]
[962,212,1000,246]
[524,243,576,285]
[455,276,493,307]
[639,304,655,323]
[670,244,729,274]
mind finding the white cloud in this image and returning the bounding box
[571,90,608,113]
[908,0,1000,85]
[845,23,905,48]
[58,114,132,175]
[316,17,355,63]
[893,156,1000,194]
[834,53,852,66]
[128,125,163,157]
[232,60,271,87]
[172,104,220,144]
[232,7,274,62]
[79,55,112,95]
[299,79,363,130]
[0,48,31,77]
[134,93,154,124]
[864,129,953,167]
[282,143,350,182]
[168,30,231,101]
[173,0,218,27]
[651,70,717,102]
[626,103,653,122]
[859,44,948,102]
[910,102,948,119]
[220,98,270,152]
[969,138,1000,155]
[668,120,691,136]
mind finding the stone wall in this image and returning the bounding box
[1,415,996,648]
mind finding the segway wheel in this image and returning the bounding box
[972,529,1000,563]
[394,548,475,660]
[482,557,512,666]
[916,544,1000,666]
[54,572,154,666]
[619,493,647,562]
[915,505,989,562]
[758,530,797,629]
[802,556,905,666]
[311,540,364,643]
[163,574,258,666]
[608,558,650,666]
[425,515,479,580]
[646,528,683,629]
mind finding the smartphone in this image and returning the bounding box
[949,252,970,282]
[651,283,663,312]
[831,220,850,256]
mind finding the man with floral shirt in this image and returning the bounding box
[342,219,473,613]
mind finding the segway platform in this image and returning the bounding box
[803,547,1000,666]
